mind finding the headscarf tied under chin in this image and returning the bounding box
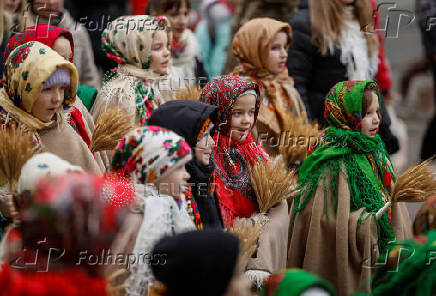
[0,41,78,131]
[199,75,260,136]
[199,76,268,227]
[231,18,307,135]
[101,15,171,71]
[93,15,172,126]
[293,80,396,253]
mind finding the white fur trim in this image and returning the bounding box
[245,270,271,288]
[329,13,379,81]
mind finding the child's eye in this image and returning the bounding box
[152,45,162,50]
[232,112,241,116]
[249,110,255,115]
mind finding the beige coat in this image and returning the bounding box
[247,200,290,274]
[39,122,102,174]
[287,170,412,296]
[74,98,110,170]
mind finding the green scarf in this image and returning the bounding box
[293,80,396,252]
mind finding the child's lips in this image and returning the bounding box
[369,128,378,135]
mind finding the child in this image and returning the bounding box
[151,230,252,296]
[91,15,173,126]
[0,173,118,294]
[200,75,290,286]
[231,17,307,156]
[288,0,399,155]
[148,0,207,87]
[0,41,101,173]
[287,80,412,295]
[195,0,237,79]
[109,126,196,294]
[5,25,91,143]
[149,99,223,228]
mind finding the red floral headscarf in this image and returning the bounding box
[5,24,74,62]
[199,75,261,135]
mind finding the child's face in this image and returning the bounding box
[31,83,67,122]
[32,0,64,18]
[150,30,171,75]
[166,0,189,39]
[53,36,73,61]
[156,165,191,198]
[361,92,381,137]
[265,31,288,75]
[195,134,215,166]
[230,94,256,142]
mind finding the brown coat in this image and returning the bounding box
[287,170,412,296]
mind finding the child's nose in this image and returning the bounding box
[52,89,64,104]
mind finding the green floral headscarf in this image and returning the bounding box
[260,269,336,296]
[293,80,396,252]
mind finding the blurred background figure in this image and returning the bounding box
[195,0,238,79]
[147,0,208,87]
[19,0,100,88]
[0,173,122,295]
[401,0,436,161]
[65,0,127,77]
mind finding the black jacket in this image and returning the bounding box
[287,0,399,154]
[148,100,223,228]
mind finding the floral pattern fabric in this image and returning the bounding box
[92,15,171,125]
[200,76,269,227]
[111,126,192,185]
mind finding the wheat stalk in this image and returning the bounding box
[174,85,202,101]
[279,113,322,165]
[250,155,298,213]
[229,215,266,261]
[0,126,35,192]
[391,158,436,203]
[90,106,134,153]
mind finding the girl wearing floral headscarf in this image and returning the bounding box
[287,80,412,295]
[231,18,307,156]
[4,24,108,169]
[91,15,173,127]
[109,126,196,294]
[0,41,101,174]
[200,75,290,287]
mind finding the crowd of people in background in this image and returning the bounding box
[0,0,434,295]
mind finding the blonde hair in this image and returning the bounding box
[309,0,378,56]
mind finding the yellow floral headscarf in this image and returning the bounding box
[0,41,78,131]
